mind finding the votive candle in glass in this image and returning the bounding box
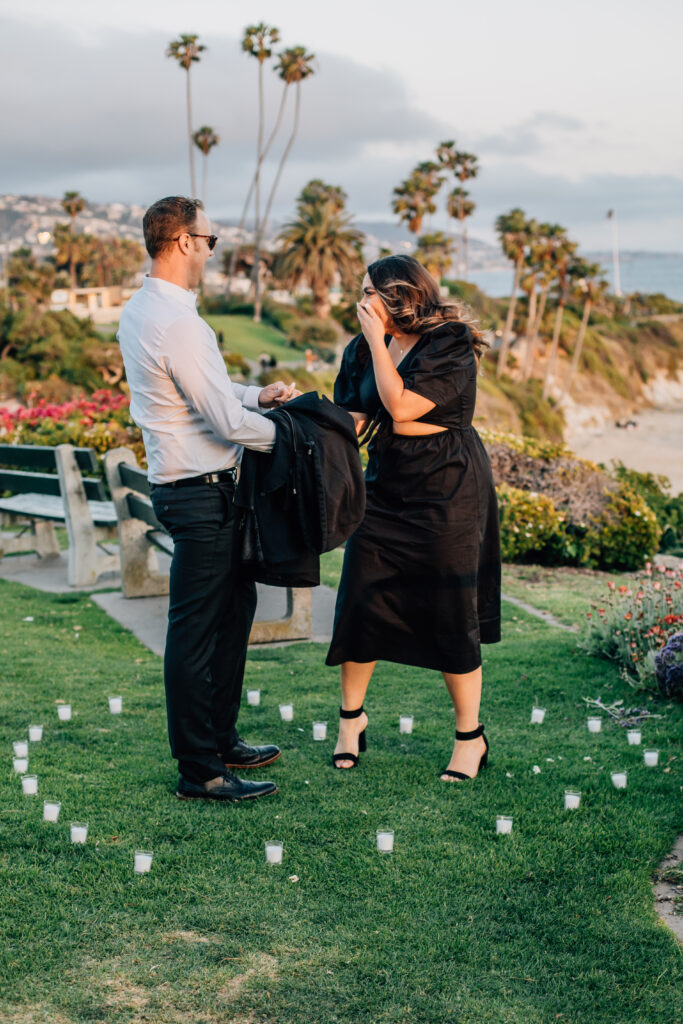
[496,815,513,834]
[587,717,602,733]
[57,704,72,722]
[134,850,153,874]
[312,721,327,741]
[399,715,414,734]
[627,729,641,745]
[108,696,122,715]
[531,706,546,724]
[246,689,260,707]
[611,770,627,789]
[21,775,38,795]
[376,829,394,852]
[644,749,659,767]
[13,740,29,758]
[70,822,88,844]
[564,790,581,810]
[265,840,283,864]
[279,703,294,722]
[43,801,61,822]
[28,725,43,742]
[13,757,28,774]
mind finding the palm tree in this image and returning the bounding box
[254,45,315,323]
[193,126,220,205]
[276,183,364,319]
[563,260,608,397]
[495,208,534,378]
[392,162,444,236]
[299,180,347,212]
[415,232,453,283]
[542,234,578,399]
[60,191,86,289]
[437,142,479,277]
[166,34,206,196]
[241,23,280,322]
[522,224,563,381]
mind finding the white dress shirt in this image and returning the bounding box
[117,276,276,484]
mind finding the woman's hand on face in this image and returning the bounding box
[356,300,386,347]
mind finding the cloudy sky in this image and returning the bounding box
[2,0,682,251]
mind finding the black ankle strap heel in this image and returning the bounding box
[332,706,368,769]
[441,723,489,781]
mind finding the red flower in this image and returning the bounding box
[624,612,632,620]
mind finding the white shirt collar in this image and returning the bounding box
[142,274,198,309]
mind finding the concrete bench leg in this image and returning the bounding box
[33,519,61,558]
[0,519,60,559]
[104,447,169,598]
[249,587,313,643]
[56,444,118,587]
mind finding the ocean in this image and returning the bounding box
[467,253,683,302]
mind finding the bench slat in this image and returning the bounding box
[0,493,117,526]
[127,493,163,531]
[0,445,98,473]
[119,462,150,496]
[0,469,106,502]
[147,529,174,556]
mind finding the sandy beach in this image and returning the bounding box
[568,408,683,495]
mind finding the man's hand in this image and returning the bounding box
[258,381,301,408]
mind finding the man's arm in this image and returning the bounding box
[162,315,276,451]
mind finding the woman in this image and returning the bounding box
[326,255,501,781]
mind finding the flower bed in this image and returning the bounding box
[579,563,683,697]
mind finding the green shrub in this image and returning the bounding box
[223,352,251,378]
[589,483,662,570]
[497,484,564,562]
[287,318,339,357]
[611,462,683,553]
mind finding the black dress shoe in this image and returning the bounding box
[176,772,277,802]
[222,738,282,769]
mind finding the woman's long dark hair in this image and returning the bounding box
[366,254,486,359]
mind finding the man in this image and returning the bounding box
[118,196,297,802]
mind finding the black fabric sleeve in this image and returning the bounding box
[401,323,477,408]
[333,334,365,411]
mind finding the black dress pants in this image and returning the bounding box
[150,479,257,783]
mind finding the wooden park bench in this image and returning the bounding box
[0,443,118,587]
[104,446,312,643]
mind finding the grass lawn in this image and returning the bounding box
[1,575,681,1024]
[202,314,303,366]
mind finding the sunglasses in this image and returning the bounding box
[171,233,218,251]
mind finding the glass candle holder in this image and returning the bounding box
[611,770,627,789]
[246,689,260,707]
[279,703,294,722]
[399,715,414,734]
[564,790,581,810]
[312,721,327,741]
[13,740,29,758]
[643,749,659,767]
[376,829,394,852]
[13,756,28,774]
[531,706,546,724]
[43,801,61,822]
[265,840,283,864]
[108,696,122,715]
[627,729,641,745]
[134,850,153,874]
[70,822,88,844]
[57,704,72,722]
[587,717,602,733]
[28,725,43,742]
[21,775,38,795]
[496,815,513,834]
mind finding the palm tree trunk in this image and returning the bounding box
[563,298,592,397]
[260,82,301,247]
[463,222,469,280]
[496,253,523,378]
[186,69,196,196]
[313,283,331,320]
[523,282,547,382]
[251,61,265,322]
[202,153,208,206]
[226,85,289,297]
[542,299,565,400]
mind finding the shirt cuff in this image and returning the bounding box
[242,385,264,411]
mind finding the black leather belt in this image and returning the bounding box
[153,469,237,489]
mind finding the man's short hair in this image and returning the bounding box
[142,196,204,258]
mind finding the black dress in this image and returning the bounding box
[325,321,501,674]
